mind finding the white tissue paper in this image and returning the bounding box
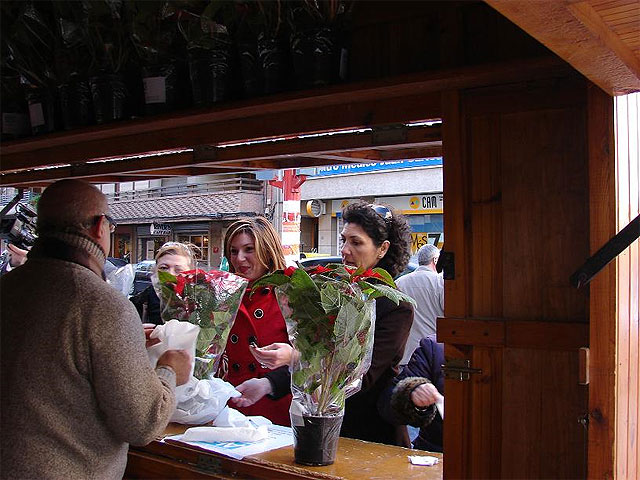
[181,414,272,443]
[408,455,440,466]
[146,320,242,425]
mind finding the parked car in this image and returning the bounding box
[298,256,417,279]
[132,260,155,295]
[106,256,128,268]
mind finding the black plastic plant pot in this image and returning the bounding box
[291,414,344,466]
[312,28,340,87]
[188,44,231,106]
[141,63,178,116]
[90,73,127,124]
[24,87,56,136]
[1,76,31,140]
[258,34,289,95]
[292,27,341,89]
[57,78,93,130]
[236,40,261,98]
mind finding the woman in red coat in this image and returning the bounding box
[220,217,292,426]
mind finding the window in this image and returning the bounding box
[177,233,209,264]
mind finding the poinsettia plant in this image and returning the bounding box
[155,269,248,379]
[252,263,415,416]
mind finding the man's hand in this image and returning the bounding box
[229,378,273,408]
[157,349,191,386]
[143,324,160,349]
[249,342,296,369]
[411,382,442,408]
[7,244,28,268]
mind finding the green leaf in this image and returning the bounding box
[368,283,417,307]
[157,270,177,284]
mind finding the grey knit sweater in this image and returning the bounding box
[1,234,177,479]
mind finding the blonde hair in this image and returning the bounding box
[154,242,197,269]
[223,217,286,274]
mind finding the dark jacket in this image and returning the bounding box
[130,285,161,325]
[378,334,444,452]
[340,296,413,446]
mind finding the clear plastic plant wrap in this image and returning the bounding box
[254,264,415,417]
[154,269,248,379]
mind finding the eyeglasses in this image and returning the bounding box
[100,213,117,233]
[368,204,393,221]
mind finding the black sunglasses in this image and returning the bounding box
[368,204,393,221]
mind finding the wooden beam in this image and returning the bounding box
[485,0,640,95]
[0,124,442,185]
[1,57,571,175]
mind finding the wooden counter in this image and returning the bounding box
[125,424,443,480]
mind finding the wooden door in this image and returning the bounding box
[439,77,591,478]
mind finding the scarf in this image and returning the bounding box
[28,231,107,280]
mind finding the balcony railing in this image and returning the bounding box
[106,178,263,202]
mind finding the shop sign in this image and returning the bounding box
[379,194,443,214]
[150,223,172,236]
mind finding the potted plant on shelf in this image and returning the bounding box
[234,0,290,97]
[253,263,415,466]
[177,1,234,106]
[87,0,131,124]
[288,0,353,89]
[52,0,94,129]
[129,0,184,115]
[2,1,57,136]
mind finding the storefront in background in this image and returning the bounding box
[304,193,444,258]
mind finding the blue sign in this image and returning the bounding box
[313,158,442,177]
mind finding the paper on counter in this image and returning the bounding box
[408,455,440,466]
[181,425,269,443]
[165,424,294,460]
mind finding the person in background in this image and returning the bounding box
[221,216,293,426]
[338,201,414,446]
[378,334,444,452]
[130,242,197,325]
[0,179,191,479]
[247,203,415,445]
[395,243,444,366]
[0,243,29,275]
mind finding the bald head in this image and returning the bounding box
[37,179,108,234]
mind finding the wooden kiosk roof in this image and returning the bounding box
[1,0,638,186]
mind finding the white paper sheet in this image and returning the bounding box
[164,424,294,460]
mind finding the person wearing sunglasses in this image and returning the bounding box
[337,201,414,446]
[251,201,414,446]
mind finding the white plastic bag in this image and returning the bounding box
[170,376,241,425]
[147,320,199,376]
[146,320,242,425]
[106,264,134,297]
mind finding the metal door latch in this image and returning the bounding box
[442,358,482,381]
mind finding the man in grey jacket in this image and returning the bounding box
[1,179,191,479]
[396,244,444,366]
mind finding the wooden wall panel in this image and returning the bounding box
[586,85,617,480]
[501,348,588,479]
[469,116,503,317]
[442,90,469,319]
[500,108,589,322]
[614,92,640,480]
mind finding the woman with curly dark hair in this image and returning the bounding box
[338,201,414,446]
[248,202,414,445]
